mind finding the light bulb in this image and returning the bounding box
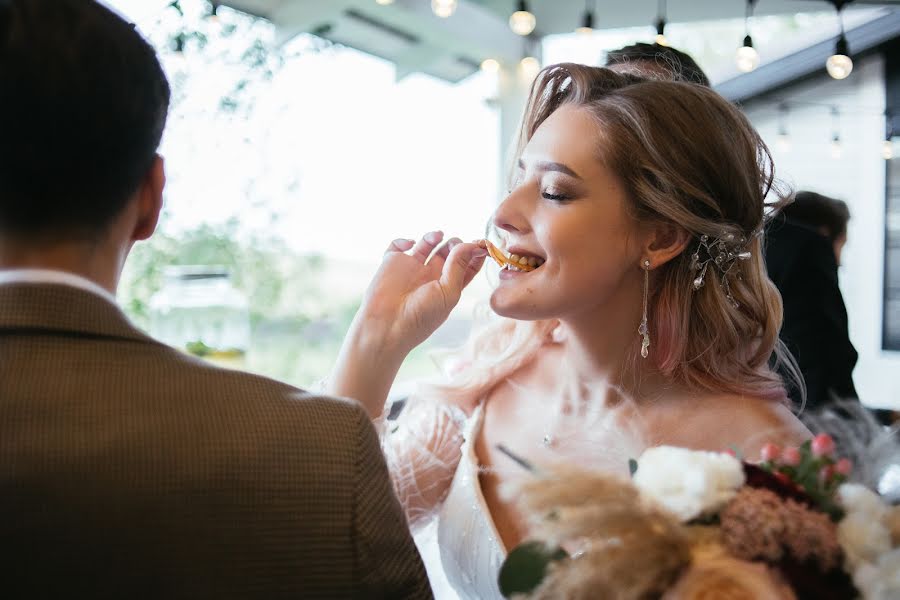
[735,45,759,73]
[655,34,668,46]
[481,58,500,74]
[432,0,457,18]
[776,133,791,153]
[884,140,895,160]
[830,137,842,159]
[510,10,536,36]
[576,10,594,35]
[519,56,540,81]
[826,54,853,80]
[376,0,394,5]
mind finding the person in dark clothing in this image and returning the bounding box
[765,193,857,408]
[766,192,893,424]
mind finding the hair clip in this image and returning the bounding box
[690,232,752,308]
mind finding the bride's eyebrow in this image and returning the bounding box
[517,158,582,180]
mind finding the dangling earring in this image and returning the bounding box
[638,259,651,359]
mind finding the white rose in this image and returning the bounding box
[632,446,745,522]
[853,548,900,600]
[838,512,892,570]
[838,483,890,522]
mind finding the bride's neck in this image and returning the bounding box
[558,310,671,403]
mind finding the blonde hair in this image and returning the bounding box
[429,64,795,406]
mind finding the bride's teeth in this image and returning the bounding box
[518,256,529,266]
[509,253,520,263]
[527,257,537,267]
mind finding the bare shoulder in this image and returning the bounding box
[652,394,812,459]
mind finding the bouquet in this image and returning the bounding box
[498,435,900,600]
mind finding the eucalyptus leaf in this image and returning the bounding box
[498,541,568,598]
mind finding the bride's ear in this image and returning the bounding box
[642,222,691,268]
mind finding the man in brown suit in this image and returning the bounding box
[0,1,431,597]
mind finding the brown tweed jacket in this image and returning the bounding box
[0,282,432,599]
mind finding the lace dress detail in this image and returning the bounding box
[379,398,468,531]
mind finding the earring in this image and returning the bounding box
[638,260,651,359]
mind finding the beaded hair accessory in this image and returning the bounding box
[689,231,754,308]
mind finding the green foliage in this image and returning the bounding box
[498,541,568,598]
[121,220,325,328]
[759,439,846,521]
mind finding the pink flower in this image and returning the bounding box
[812,433,835,458]
[760,443,781,463]
[819,465,834,484]
[835,458,852,476]
[781,446,801,466]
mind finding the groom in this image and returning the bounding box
[0,1,430,598]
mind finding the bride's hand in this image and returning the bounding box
[356,231,487,355]
[330,231,487,417]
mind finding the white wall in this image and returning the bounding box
[742,54,899,410]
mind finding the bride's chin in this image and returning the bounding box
[489,293,546,321]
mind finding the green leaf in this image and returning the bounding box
[498,541,568,598]
[628,458,638,477]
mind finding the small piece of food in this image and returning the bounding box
[482,240,543,272]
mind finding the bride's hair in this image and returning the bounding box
[428,64,798,406]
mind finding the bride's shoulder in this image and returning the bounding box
[650,392,810,459]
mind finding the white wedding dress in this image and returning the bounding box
[435,404,506,599]
[381,401,506,600]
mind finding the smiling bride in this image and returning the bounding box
[329,63,811,599]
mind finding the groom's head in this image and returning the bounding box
[0,0,170,244]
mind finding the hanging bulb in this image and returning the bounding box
[208,1,220,22]
[481,58,500,74]
[827,53,853,79]
[519,56,540,81]
[576,12,594,35]
[735,35,759,72]
[884,140,895,160]
[776,133,791,153]
[509,1,536,36]
[654,18,668,46]
[830,135,842,159]
[376,0,394,5]
[826,11,852,80]
[432,0,457,18]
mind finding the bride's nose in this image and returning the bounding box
[492,188,531,235]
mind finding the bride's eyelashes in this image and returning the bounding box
[541,188,573,202]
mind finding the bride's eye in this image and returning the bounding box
[542,188,572,202]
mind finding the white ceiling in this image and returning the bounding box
[219,0,900,82]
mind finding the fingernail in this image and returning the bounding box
[470,248,488,260]
[424,231,443,244]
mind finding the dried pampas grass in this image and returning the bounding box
[509,467,691,600]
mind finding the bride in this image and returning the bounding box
[329,64,810,599]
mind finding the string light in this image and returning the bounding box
[826,1,853,79]
[735,1,759,73]
[519,55,541,81]
[830,106,842,159]
[510,0,536,36]
[776,103,791,153]
[576,0,596,35]
[481,58,501,74]
[654,0,668,46]
[432,0,457,18]
[375,0,394,5]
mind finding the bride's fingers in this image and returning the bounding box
[440,242,488,301]
[428,237,462,269]
[385,238,415,255]
[410,231,444,263]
